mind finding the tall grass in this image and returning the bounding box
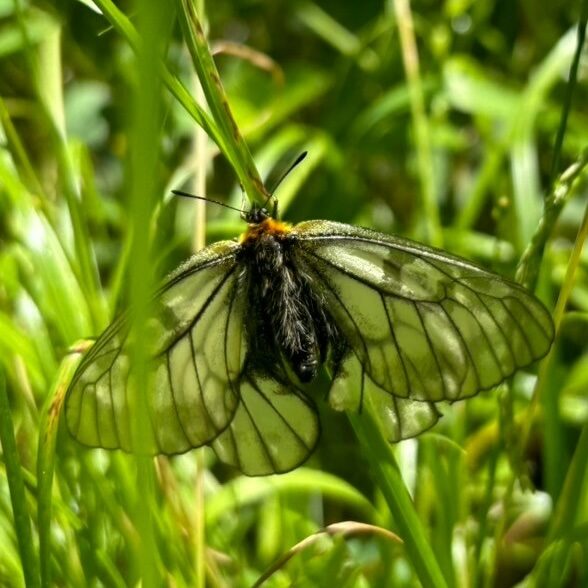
[0,1,587,586]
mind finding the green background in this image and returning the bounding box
[0,0,587,586]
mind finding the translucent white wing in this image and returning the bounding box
[330,353,441,441]
[65,241,246,453]
[292,220,554,404]
[211,369,319,476]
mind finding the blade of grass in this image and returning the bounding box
[13,1,103,327]
[126,2,173,586]
[516,5,588,460]
[544,200,588,541]
[0,369,40,588]
[492,19,588,578]
[296,2,379,71]
[509,24,583,254]
[348,409,449,588]
[177,0,268,208]
[205,469,378,528]
[549,0,588,186]
[548,426,588,540]
[37,345,87,588]
[393,0,442,247]
[92,0,221,151]
[93,0,265,207]
[516,151,588,290]
[515,0,588,290]
[0,97,44,196]
[253,522,402,587]
[191,4,208,586]
[422,439,459,587]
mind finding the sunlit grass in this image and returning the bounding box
[0,1,587,587]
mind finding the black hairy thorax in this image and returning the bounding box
[238,228,337,383]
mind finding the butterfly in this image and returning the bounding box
[65,191,554,476]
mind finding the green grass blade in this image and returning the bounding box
[125,2,173,586]
[177,0,267,207]
[0,369,40,588]
[393,0,442,247]
[546,201,588,541]
[549,0,588,185]
[37,347,85,588]
[92,0,221,147]
[348,410,449,588]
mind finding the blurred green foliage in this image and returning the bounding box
[0,0,587,586]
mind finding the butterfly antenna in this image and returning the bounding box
[269,151,308,195]
[174,152,308,217]
[262,151,308,211]
[171,189,245,214]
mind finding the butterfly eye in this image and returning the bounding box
[244,207,270,224]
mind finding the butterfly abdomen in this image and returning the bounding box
[241,227,334,383]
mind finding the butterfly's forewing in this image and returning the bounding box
[65,316,133,449]
[65,241,246,454]
[211,369,320,475]
[292,221,554,405]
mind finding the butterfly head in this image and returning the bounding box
[241,150,306,226]
[243,197,277,225]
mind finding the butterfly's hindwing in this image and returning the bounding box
[330,352,441,441]
[211,368,320,475]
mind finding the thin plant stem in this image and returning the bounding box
[392,0,442,247]
[191,6,208,588]
[549,0,588,186]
